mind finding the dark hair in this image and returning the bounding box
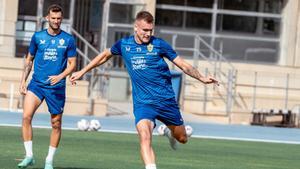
[47,4,63,15]
[135,11,154,23]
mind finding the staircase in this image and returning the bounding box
[160,30,238,121]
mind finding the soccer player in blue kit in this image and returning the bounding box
[70,11,218,169]
[18,4,76,169]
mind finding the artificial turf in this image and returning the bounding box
[1,126,299,169]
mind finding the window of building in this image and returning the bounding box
[215,38,278,63]
[156,0,213,28]
[109,4,136,24]
[219,0,259,12]
[263,18,280,35]
[218,15,257,33]
[16,21,24,31]
[156,0,282,64]
[18,0,38,16]
[156,9,183,27]
[157,0,184,6]
[89,0,103,31]
[24,21,36,31]
[219,0,283,14]
[186,0,214,8]
[264,0,283,14]
[186,12,211,29]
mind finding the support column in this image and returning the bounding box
[0,0,18,57]
[294,2,300,67]
[100,0,110,51]
[36,0,44,31]
[143,0,156,18]
[279,0,299,66]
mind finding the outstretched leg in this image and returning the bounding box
[136,119,157,169]
[164,125,188,150]
[167,125,188,144]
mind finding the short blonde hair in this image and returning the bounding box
[135,11,154,23]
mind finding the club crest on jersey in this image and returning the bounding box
[125,46,130,51]
[147,43,153,52]
[58,38,67,48]
[59,39,65,46]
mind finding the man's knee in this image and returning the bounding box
[139,130,152,142]
[22,116,33,124]
[137,129,152,146]
[136,119,153,144]
[51,119,61,130]
[177,135,188,144]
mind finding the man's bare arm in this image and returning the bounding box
[48,57,76,85]
[172,56,218,84]
[82,49,112,74]
[19,53,34,94]
[70,49,113,82]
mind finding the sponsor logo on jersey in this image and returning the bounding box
[40,40,46,44]
[44,48,58,61]
[131,56,148,70]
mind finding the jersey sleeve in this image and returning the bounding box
[67,36,77,57]
[110,40,122,55]
[160,39,178,61]
[28,33,37,57]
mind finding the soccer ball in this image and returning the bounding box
[185,125,193,137]
[157,124,167,136]
[77,119,90,131]
[89,119,101,131]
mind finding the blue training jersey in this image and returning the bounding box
[28,29,76,88]
[111,36,178,104]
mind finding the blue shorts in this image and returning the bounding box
[133,97,184,127]
[28,81,66,115]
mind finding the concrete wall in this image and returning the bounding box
[0,0,18,58]
[181,60,300,124]
[144,0,156,17]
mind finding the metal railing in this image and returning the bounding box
[245,72,300,111]
[161,29,237,116]
[160,30,300,127]
[239,71,300,127]
[70,27,109,114]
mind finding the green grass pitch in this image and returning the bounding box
[1,126,299,169]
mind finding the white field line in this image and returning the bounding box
[1,123,300,145]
